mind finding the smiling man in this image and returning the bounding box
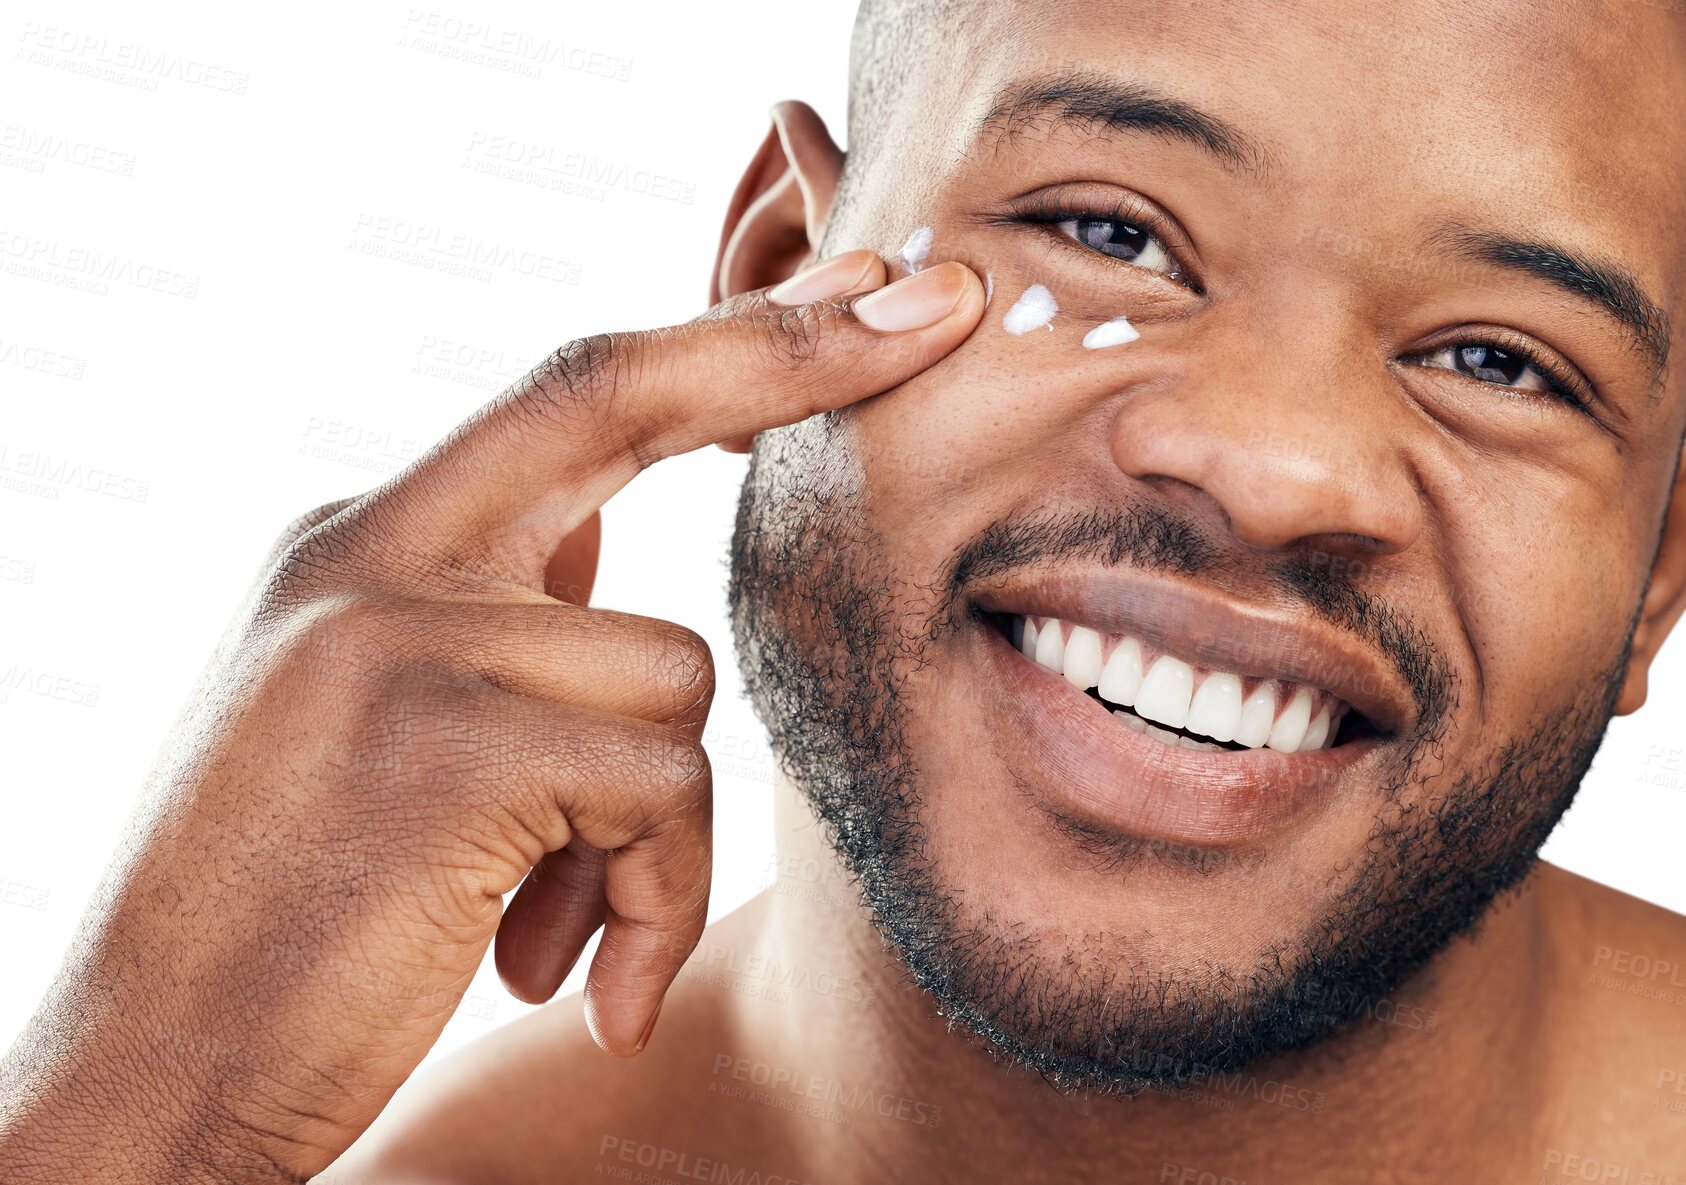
[5,0,1686,1182]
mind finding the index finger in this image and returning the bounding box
[364,255,985,573]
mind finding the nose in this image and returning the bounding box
[1110,300,1423,555]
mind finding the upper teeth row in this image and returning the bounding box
[1013,615,1347,753]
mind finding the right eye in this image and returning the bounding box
[1055,217,1180,278]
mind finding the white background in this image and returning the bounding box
[2,0,1682,1074]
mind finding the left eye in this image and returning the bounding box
[1420,342,1553,393]
[1055,217,1178,277]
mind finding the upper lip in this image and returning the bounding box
[972,568,1418,738]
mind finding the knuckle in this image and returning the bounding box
[265,498,363,593]
[274,594,406,682]
[271,498,358,554]
[507,330,671,471]
[649,623,715,713]
[514,333,636,431]
[648,732,713,803]
[756,302,836,373]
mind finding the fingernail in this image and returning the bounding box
[852,263,966,332]
[635,1000,664,1053]
[767,249,877,306]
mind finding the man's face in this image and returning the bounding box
[731,0,1686,1087]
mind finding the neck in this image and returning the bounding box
[745,772,1551,1182]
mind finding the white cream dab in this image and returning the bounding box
[898,226,933,273]
[1083,316,1140,349]
[983,270,994,308]
[1003,284,1058,334]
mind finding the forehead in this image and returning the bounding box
[887,0,1686,365]
[938,0,1686,168]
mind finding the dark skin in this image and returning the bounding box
[5,1,1686,1183]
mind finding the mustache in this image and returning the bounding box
[942,504,1454,736]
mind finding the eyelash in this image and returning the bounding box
[994,194,1204,294]
[1404,331,1591,412]
[998,196,1595,415]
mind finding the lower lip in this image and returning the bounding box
[972,617,1382,846]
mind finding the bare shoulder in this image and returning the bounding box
[319,897,782,1185]
[1536,861,1686,994]
[1530,863,1686,1171]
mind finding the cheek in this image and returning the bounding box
[840,263,1182,519]
[1441,469,1644,729]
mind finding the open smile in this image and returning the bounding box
[968,572,1416,845]
[998,613,1370,754]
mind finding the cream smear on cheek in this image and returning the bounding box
[1003,284,1058,334]
[898,226,934,274]
[1082,316,1140,349]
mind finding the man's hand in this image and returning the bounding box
[0,252,985,1185]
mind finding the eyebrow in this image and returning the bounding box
[974,71,1271,175]
[1432,225,1671,389]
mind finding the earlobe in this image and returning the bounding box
[1615,448,1686,715]
[709,100,846,306]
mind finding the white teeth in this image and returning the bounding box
[1135,655,1194,730]
[1097,636,1144,706]
[1013,615,1350,755]
[1300,706,1332,752]
[1062,626,1104,689]
[1033,618,1065,672]
[1186,671,1242,743]
[1267,685,1314,752]
[1234,682,1277,749]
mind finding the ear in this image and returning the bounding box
[1615,447,1686,714]
[709,99,846,307]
